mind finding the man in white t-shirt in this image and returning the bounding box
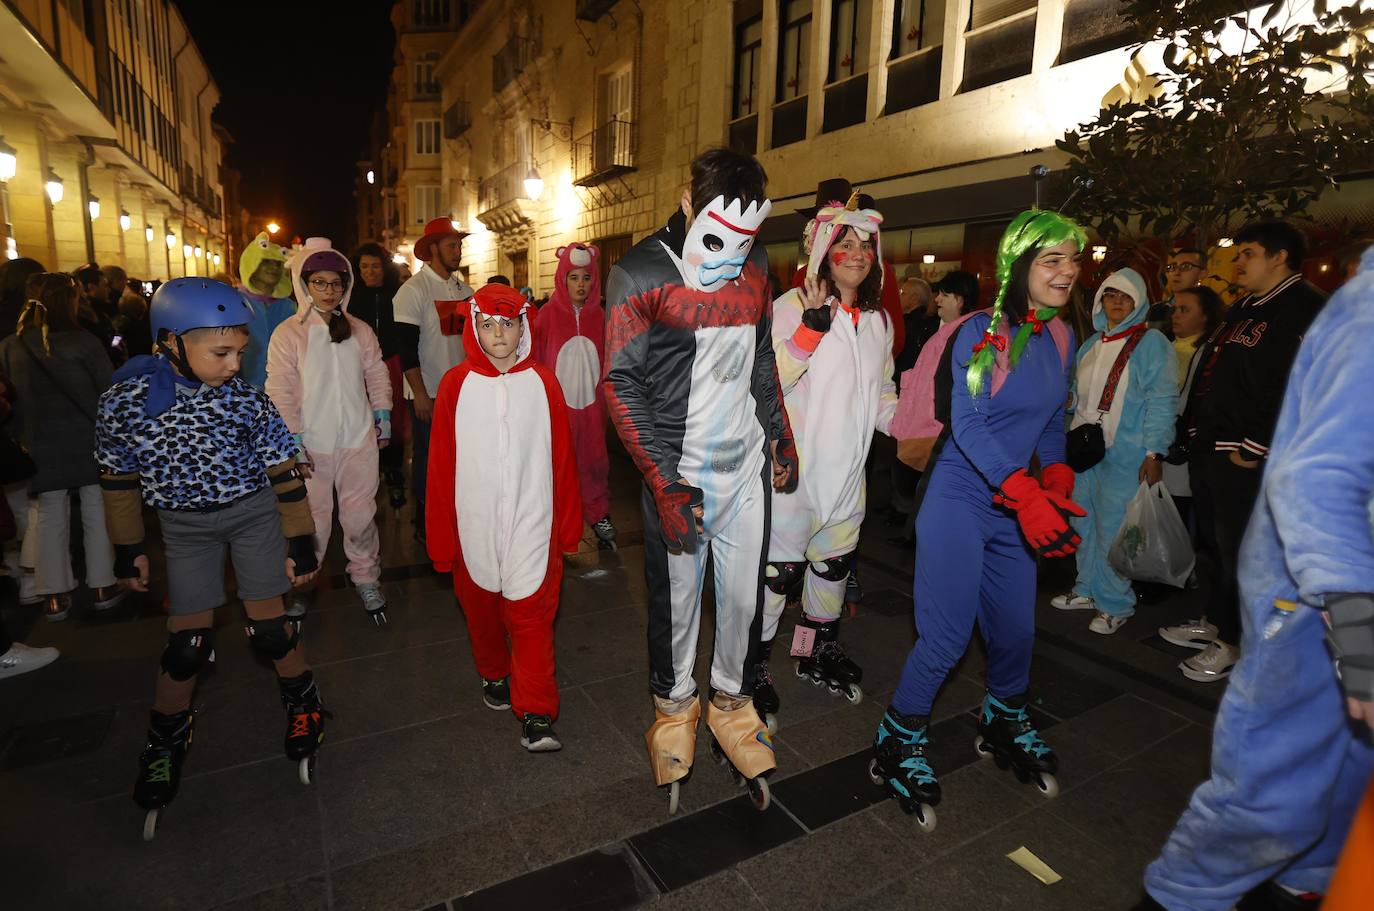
[392,217,474,536]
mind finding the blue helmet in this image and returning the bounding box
[150,278,255,342]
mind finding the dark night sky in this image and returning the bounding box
[177,1,397,245]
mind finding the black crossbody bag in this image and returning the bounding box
[1066,326,1147,473]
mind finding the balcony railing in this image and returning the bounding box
[492,36,532,93]
[572,119,637,187]
[478,159,533,214]
[576,0,617,21]
[443,100,471,139]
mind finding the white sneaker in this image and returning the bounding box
[1181,641,1239,683]
[1159,618,1219,650]
[0,642,60,680]
[1051,593,1096,611]
[1089,612,1128,635]
[357,582,388,625]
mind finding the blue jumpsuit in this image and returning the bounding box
[1145,254,1374,909]
[892,313,1073,715]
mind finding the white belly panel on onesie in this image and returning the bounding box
[676,324,766,535]
[554,335,599,410]
[301,324,374,454]
[794,312,889,530]
[452,370,554,599]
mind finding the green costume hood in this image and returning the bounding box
[239,232,293,298]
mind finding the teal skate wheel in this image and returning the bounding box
[142,808,159,842]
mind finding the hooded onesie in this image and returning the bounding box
[604,195,794,705]
[426,284,582,720]
[889,211,1081,716]
[533,243,610,527]
[238,232,298,390]
[1066,268,1177,619]
[1144,249,1374,910]
[265,238,392,585]
[764,197,898,637]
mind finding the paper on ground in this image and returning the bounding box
[1006,846,1062,885]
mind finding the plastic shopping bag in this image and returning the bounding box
[1108,482,1196,588]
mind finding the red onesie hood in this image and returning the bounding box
[463,282,539,377]
[534,243,604,370]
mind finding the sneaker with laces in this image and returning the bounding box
[357,582,387,625]
[592,516,617,550]
[1181,641,1239,683]
[520,713,562,752]
[1051,593,1096,611]
[0,642,60,680]
[1159,618,1218,650]
[1089,612,1128,635]
[482,676,511,711]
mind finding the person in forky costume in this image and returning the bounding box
[754,192,898,733]
[603,149,797,814]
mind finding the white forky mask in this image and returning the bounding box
[674,195,773,292]
[806,190,883,280]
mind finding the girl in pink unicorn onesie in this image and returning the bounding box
[266,238,393,624]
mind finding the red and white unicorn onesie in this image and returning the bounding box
[266,239,392,592]
[426,283,582,720]
[532,243,610,530]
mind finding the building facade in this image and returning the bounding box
[361,0,1367,297]
[0,0,228,279]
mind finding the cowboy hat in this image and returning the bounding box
[414,217,470,262]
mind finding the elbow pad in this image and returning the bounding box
[267,458,314,539]
[1327,593,1374,703]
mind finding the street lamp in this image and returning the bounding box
[212,252,221,267]
[166,232,177,250]
[1091,245,1108,263]
[182,243,192,258]
[266,221,280,235]
[922,253,935,264]
[45,170,64,204]
[366,170,375,185]
[119,210,131,231]
[87,195,100,220]
[523,166,544,201]
[0,136,16,183]
[1216,237,1234,248]
[5,237,17,261]
[145,224,155,243]
[194,245,202,258]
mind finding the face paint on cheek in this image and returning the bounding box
[829,249,850,266]
[864,249,876,264]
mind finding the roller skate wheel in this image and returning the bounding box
[867,758,884,786]
[974,735,992,759]
[667,780,681,816]
[764,714,778,737]
[915,804,937,833]
[794,662,806,680]
[371,611,388,627]
[298,756,314,786]
[844,683,864,705]
[747,775,770,811]
[1035,772,1060,799]
[142,808,160,841]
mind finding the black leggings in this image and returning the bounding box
[1190,451,1263,644]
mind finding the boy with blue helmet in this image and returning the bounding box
[94,277,326,840]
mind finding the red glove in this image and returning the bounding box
[1040,463,1075,500]
[997,469,1085,558]
[653,480,704,553]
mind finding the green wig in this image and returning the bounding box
[966,209,1087,397]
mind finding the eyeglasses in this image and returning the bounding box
[1164,262,1202,273]
[1101,289,1134,302]
[308,279,344,292]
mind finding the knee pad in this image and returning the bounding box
[160,628,215,682]
[764,561,807,598]
[245,614,301,661]
[810,551,856,582]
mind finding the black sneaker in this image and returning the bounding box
[482,676,511,711]
[520,713,562,752]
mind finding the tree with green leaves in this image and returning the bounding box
[1056,0,1374,266]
